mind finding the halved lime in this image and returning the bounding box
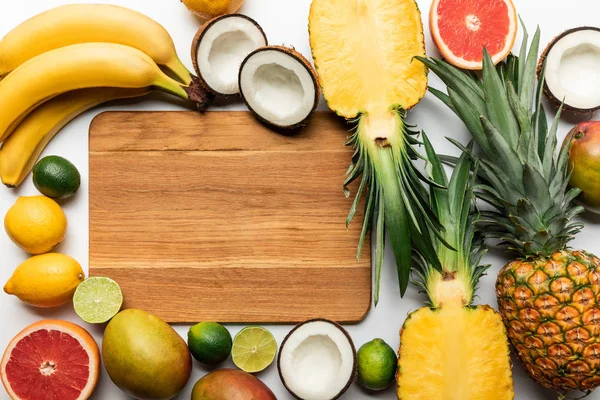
[73,277,123,324]
[232,326,277,373]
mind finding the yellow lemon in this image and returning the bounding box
[4,196,67,254]
[181,0,244,19]
[4,253,84,307]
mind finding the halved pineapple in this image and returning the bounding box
[310,0,441,302]
[396,142,514,400]
[310,0,427,117]
[398,305,513,399]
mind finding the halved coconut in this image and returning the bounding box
[278,319,356,400]
[541,27,600,113]
[192,14,267,96]
[239,46,320,129]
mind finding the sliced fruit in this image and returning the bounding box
[182,0,245,20]
[563,121,600,213]
[1,320,100,400]
[357,339,397,391]
[541,27,600,112]
[232,326,277,373]
[398,305,513,399]
[103,309,192,399]
[4,196,67,254]
[310,0,443,302]
[395,145,514,399]
[239,46,319,129]
[33,155,81,199]
[429,0,517,70]
[192,14,267,96]
[278,319,356,400]
[191,369,276,400]
[188,322,233,365]
[4,253,84,308]
[73,277,123,324]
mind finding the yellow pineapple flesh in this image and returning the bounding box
[398,303,514,400]
[396,142,513,399]
[309,0,444,301]
[497,250,600,391]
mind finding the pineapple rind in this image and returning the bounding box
[497,250,600,391]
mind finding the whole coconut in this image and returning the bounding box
[564,121,600,213]
[102,309,192,400]
[191,369,276,400]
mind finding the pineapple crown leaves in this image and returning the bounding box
[411,135,490,307]
[345,107,448,304]
[417,23,585,258]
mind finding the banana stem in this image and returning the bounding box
[154,74,214,110]
[165,57,194,86]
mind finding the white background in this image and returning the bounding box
[1,1,600,399]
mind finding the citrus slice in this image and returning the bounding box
[1,320,100,400]
[73,277,123,324]
[429,0,518,70]
[232,326,277,373]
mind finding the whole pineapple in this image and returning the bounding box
[420,27,600,394]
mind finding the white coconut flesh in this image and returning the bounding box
[279,321,355,400]
[545,29,600,110]
[197,16,266,95]
[240,49,317,128]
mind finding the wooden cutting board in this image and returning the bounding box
[89,111,371,323]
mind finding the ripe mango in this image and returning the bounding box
[191,369,276,400]
[564,121,600,213]
[102,309,192,400]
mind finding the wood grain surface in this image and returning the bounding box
[89,111,371,323]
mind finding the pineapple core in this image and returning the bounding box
[397,305,514,400]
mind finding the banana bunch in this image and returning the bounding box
[0,4,211,187]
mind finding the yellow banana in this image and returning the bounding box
[0,42,209,143]
[0,88,149,188]
[0,4,193,84]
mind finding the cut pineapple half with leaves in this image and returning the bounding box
[309,0,444,302]
[397,141,514,400]
[421,25,600,394]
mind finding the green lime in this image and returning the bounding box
[357,338,397,391]
[232,326,276,373]
[33,155,81,199]
[188,322,232,365]
[73,277,123,324]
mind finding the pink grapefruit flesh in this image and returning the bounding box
[430,0,517,70]
[1,320,99,400]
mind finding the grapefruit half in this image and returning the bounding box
[1,320,99,400]
[429,0,518,70]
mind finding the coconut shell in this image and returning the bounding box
[239,45,321,130]
[538,26,600,115]
[277,318,357,400]
[191,14,267,97]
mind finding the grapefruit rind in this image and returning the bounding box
[0,320,100,400]
[429,0,518,70]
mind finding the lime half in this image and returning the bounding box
[232,326,277,373]
[73,277,123,324]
